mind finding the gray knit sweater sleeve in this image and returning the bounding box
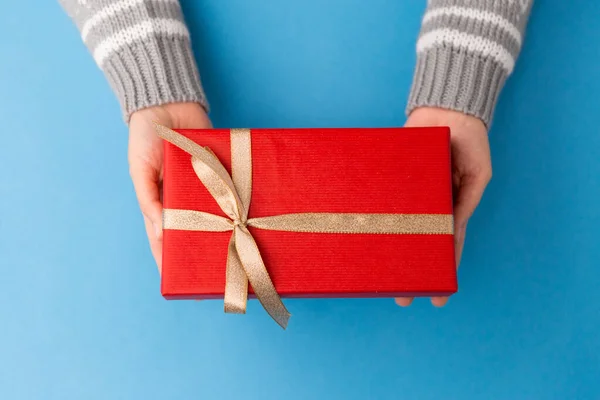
[60,1,531,126]
[407,0,534,126]
[59,0,208,122]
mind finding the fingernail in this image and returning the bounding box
[153,222,161,238]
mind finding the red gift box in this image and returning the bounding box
[159,126,456,323]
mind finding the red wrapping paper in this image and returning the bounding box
[162,127,457,299]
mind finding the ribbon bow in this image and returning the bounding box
[154,123,454,329]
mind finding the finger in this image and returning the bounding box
[433,174,488,308]
[431,296,448,307]
[131,163,163,240]
[143,215,162,275]
[395,297,414,307]
[431,204,469,308]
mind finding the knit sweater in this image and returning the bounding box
[59,0,533,126]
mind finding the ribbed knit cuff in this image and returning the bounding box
[406,46,509,127]
[102,35,209,123]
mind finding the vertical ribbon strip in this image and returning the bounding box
[224,129,252,315]
[155,123,453,329]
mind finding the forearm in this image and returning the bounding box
[59,0,208,122]
[407,0,534,126]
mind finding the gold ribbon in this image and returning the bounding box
[154,123,453,329]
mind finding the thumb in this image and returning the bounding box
[453,173,489,232]
[130,163,163,239]
[452,172,489,270]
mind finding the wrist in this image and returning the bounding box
[406,47,508,128]
[407,107,487,131]
[102,33,208,123]
[131,102,211,129]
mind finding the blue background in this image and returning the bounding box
[1,1,599,399]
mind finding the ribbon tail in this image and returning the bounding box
[154,123,245,222]
[224,234,248,314]
[234,226,291,329]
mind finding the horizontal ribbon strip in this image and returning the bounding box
[164,210,454,235]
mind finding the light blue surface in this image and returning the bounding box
[1,1,599,399]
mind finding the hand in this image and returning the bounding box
[395,107,492,307]
[129,102,212,274]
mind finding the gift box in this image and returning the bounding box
[156,124,456,328]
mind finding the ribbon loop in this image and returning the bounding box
[155,123,291,328]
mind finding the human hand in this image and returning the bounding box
[129,102,212,274]
[395,107,492,307]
